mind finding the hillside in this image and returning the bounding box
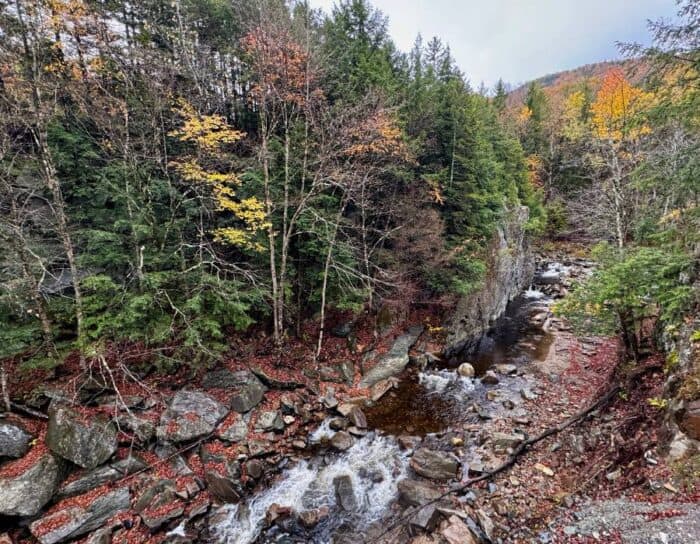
[506,58,647,107]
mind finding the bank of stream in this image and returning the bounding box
[211,259,579,543]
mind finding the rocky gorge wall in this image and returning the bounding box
[445,206,534,357]
[663,314,700,463]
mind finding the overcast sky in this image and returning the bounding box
[309,0,677,89]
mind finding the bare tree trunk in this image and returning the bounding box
[0,362,9,412]
[261,124,280,344]
[16,0,84,359]
[316,197,350,359]
[35,130,86,355]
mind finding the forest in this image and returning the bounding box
[0,1,698,543]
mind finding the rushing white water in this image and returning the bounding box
[308,418,336,443]
[419,369,475,396]
[212,435,409,544]
[523,286,546,299]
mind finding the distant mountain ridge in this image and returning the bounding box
[506,58,646,106]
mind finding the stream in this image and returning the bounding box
[211,261,574,544]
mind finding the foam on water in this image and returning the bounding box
[212,435,409,544]
[419,369,475,396]
[523,287,546,299]
[308,418,336,443]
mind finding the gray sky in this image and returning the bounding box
[309,0,677,88]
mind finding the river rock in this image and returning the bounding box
[481,371,499,385]
[347,406,367,429]
[245,459,265,480]
[520,388,537,400]
[47,403,117,469]
[226,371,267,413]
[256,411,284,432]
[0,421,32,458]
[330,431,354,451]
[494,363,517,375]
[441,515,477,544]
[359,326,424,387]
[409,504,441,531]
[216,413,248,442]
[116,413,155,443]
[157,390,228,443]
[457,363,475,378]
[251,366,304,390]
[202,447,243,502]
[370,379,394,402]
[410,448,460,480]
[397,479,442,506]
[491,431,525,449]
[398,435,422,451]
[29,487,130,544]
[57,456,146,498]
[134,479,185,529]
[329,417,349,431]
[298,507,330,528]
[0,452,66,516]
[333,475,358,511]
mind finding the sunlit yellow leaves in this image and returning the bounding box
[169,99,267,251]
[169,99,244,151]
[591,68,652,142]
[562,90,588,141]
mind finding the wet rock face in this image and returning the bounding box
[47,403,117,469]
[409,448,460,480]
[679,400,700,440]
[29,487,130,544]
[0,422,32,458]
[333,474,358,512]
[445,206,534,356]
[0,452,66,516]
[157,390,228,443]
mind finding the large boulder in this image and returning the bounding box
[0,452,66,516]
[0,421,32,458]
[227,371,268,413]
[359,326,424,387]
[46,404,117,469]
[29,487,130,544]
[410,448,460,480]
[156,390,228,443]
[397,479,442,507]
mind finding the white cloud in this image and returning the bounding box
[309,0,677,88]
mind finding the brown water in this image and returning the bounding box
[365,294,553,435]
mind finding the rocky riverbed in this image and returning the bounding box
[1,252,697,544]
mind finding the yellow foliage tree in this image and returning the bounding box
[169,100,268,250]
[591,68,652,142]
